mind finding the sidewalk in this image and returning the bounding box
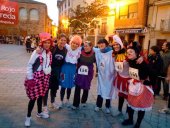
[0,44,170,128]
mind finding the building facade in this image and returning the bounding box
[0,0,52,37]
[147,0,170,49]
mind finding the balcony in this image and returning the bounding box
[160,19,170,32]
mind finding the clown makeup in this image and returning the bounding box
[58,37,67,50]
[127,48,137,60]
[84,41,92,52]
[113,42,121,52]
[43,40,51,50]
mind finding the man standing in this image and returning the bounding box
[160,42,170,100]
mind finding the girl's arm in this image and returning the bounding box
[27,51,37,80]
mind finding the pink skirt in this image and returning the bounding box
[25,71,50,100]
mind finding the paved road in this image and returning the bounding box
[0,44,170,128]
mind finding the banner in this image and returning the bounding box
[0,0,18,25]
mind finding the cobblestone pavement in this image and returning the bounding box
[0,44,170,128]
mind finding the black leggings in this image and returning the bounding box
[127,106,145,126]
[96,95,110,108]
[73,85,89,107]
[27,96,42,117]
[118,96,125,112]
[60,87,71,101]
[43,89,57,106]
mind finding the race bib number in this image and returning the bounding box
[78,65,88,75]
[115,62,123,72]
[129,67,140,80]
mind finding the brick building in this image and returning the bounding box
[0,0,52,37]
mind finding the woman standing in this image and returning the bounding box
[42,34,67,113]
[24,32,52,127]
[94,39,115,114]
[112,35,130,115]
[122,42,154,128]
[72,41,95,109]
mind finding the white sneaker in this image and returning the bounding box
[94,106,100,112]
[36,112,49,119]
[42,106,49,114]
[71,106,78,110]
[65,100,71,108]
[56,101,63,109]
[114,110,122,116]
[106,108,111,114]
[51,102,58,109]
[24,117,31,127]
[81,103,87,107]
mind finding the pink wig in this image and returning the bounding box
[70,35,82,47]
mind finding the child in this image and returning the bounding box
[24,32,52,127]
[58,35,82,108]
[93,38,115,114]
[72,41,95,109]
[42,34,67,113]
[122,42,154,128]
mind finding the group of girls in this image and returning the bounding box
[24,33,154,128]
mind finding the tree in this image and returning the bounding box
[69,1,109,39]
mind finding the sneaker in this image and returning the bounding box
[122,119,133,126]
[94,106,101,112]
[24,117,31,127]
[56,101,64,109]
[81,103,87,107]
[51,102,59,109]
[105,108,111,114]
[36,112,49,119]
[72,106,78,110]
[65,100,71,108]
[42,106,49,114]
[114,110,122,116]
[159,108,170,114]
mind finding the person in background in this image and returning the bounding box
[159,63,170,114]
[157,42,170,100]
[24,32,53,127]
[148,46,163,96]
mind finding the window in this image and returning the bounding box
[101,22,107,34]
[30,9,39,21]
[119,5,128,19]
[128,3,138,19]
[19,8,27,20]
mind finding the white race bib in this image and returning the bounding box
[115,62,123,72]
[129,67,140,80]
[78,65,88,75]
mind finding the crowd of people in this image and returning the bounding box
[24,32,170,128]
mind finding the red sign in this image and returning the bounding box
[0,0,18,25]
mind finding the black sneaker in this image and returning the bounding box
[134,123,140,128]
[122,119,133,125]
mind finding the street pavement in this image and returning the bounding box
[0,44,170,128]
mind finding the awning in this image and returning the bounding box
[115,28,143,34]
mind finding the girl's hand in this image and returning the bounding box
[136,56,143,64]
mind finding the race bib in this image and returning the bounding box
[129,67,140,80]
[78,65,88,75]
[115,62,123,72]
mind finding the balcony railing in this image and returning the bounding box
[160,19,170,32]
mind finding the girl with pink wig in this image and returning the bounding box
[57,35,82,109]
